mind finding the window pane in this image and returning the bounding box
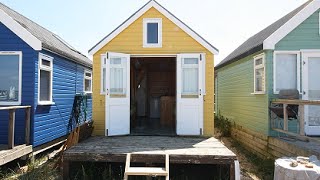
[275,54,297,92]
[147,23,158,44]
[255,68,264,92]
[255,58,263,66]
[111,58,121,65]
[40,70,51,101]
[110,68,126,94]
[184,58,198,65]
[85,79,92,92]
[85,72,91,78]
[42,59,51,67]
[0,55,20,102]
[182,68,198,94]
[102,68,106,93]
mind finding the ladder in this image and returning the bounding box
[124,154,169,180]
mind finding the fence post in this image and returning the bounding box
[283,104,288,131]
[8,109,16,149]
[25,107,31,145]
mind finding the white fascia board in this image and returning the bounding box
[0,9,42,50]
[88,1,219,55]
[263,0,320,50]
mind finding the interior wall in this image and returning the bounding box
[131,57,176,128]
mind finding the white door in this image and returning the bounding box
[302,52,320,136]
[105,52,130,136]
[176,53,204,135]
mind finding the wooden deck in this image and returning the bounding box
[0,144,32,166]
[63,136,237,179]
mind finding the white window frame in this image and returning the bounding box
[101,54,107,94]
[38,53,53,105]
[84,70,92,93]
[273,51,301,94]
[253,53,265,94]
[109,57,127,95]
[0,51,22,106]
[143,18,162,48]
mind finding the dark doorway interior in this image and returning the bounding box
[130,57,176,135]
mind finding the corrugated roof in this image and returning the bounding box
[0,3,92,68]
[215,0,312,69]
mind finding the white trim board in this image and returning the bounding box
[0,9,42,50]
[263,0,320,50]
[88,0,219,55]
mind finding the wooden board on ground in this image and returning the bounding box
[0,144,32,166]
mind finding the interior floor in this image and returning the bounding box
[130,57,176,136]
[131,117,176,136]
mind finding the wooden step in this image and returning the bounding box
[125,167,168,176]
[124,153,169,180]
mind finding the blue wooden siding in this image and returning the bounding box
[33,50,92,147]
[0,22,37,144]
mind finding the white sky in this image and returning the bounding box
[1,0,308,65]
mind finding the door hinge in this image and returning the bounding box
[107,53,109,59]
[106,129,108,136]
[303,91,306,95]
[303,61,306,65]
[200,54,202,61]
[200,128,203,135]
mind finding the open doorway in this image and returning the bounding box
[130,57,176,135]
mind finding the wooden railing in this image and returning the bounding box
[0,106,31,149]
[271,99,320,141]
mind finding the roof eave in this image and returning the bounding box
[0,8,42,51]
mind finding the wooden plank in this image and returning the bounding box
[283,104,288,131]
[25,107,31,145]
[272,128,309,141]
[272,99,320,105]
[0,106,31,110]
[299,105,305,136]
[8,109,15,149]
[125,167,167,176]
[0,145,32,166]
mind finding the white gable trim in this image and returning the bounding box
[263,0,320,50]
[88,0,218,55]
[0,9,42,50]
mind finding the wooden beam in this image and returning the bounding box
[299,105,305,136]
[62,160,69,180]
[0,106,31,110]
[230,161,235,180]
[165,154,169,180]
[283,104,288,131]
[25,107,31,145]
[272,99,320,105]
[8,109,15,149]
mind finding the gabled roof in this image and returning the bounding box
[216,0,318,69]
[88,0,219,55]
[0,3,92,67]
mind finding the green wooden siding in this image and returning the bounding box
[276,10,320,50]
[216,51,269,135]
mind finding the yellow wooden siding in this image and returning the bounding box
[92,7,214,136]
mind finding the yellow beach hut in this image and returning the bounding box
[89,0,218,137]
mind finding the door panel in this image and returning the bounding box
[302,53,320,136]
[176,54,204,135]
[106,52,130,136]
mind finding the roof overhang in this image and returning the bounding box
[88,0,219,55]
[0,9,42,51]
[263,0,320,50]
